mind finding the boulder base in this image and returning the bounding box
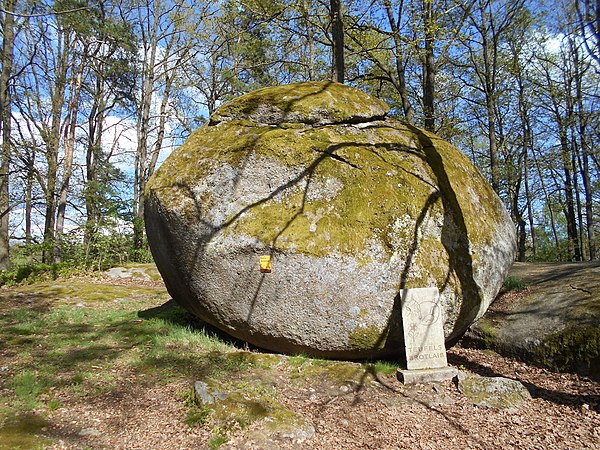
[145,81,516,358]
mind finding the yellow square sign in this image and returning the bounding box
[259,255,272,273]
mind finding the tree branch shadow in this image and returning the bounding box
[361,124,484,355]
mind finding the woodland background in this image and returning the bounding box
[0,0,598,276]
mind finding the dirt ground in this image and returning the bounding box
[40,346,600,449]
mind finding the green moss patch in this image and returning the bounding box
[290,358,371,389]
[535,325,600,380]
[0,413,51,450]
[191,377,311,446]
[209,81,389,125]
[9,281,167,306]
[472,319,499,349]
[457,375,531,412]
[349,325,388,351]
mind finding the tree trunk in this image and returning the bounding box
[42,30,70,263]
[147,75,172,180]
[330,0,344,83]
[132,0,199,254]
[0,0,16,270]
[85,81,101,249]
[511,171,527,262]
[133,28,158,252]
[559,128,581,261]
[485,90,500,194]
[513,53,536,258]
[572,138,585,259]
[25,150,34,247]
[573,43,595,259]
[556,42,582,262]
[516,207,527,261]
[301,0,316,81]
[383,0,414,124]
[581,141,595,260]
[55,58,84,262]
[523,151,536,257]
[532,146,561,258]
[423,0,435,132]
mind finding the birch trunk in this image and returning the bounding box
[0,0,15,269]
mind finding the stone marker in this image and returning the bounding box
[397,287,457,384]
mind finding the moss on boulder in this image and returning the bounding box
[536,325,600,379]
[209,81,389,126]
[457,373,531,412]
[145,81,516,359]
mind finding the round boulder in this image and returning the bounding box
[145,81,516,359]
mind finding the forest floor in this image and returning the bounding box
[0,264,598,449]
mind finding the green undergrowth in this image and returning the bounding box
[502,276,529,292]
[0,261,163,288]
[0,262,80,286]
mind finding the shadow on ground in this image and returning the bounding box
[447,351,600,413]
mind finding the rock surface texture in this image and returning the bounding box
[456,372,531,413]
[145,81,516,358]
[465,261,600,379]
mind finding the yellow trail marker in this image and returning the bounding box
[259,255,272,273]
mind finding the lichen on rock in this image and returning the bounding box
[145,81,516,359]
[208,81,389,126]
[457,372,531,412]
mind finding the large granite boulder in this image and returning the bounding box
[145,81,516,359]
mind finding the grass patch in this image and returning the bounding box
[208,428,228,449]
[185,406,212,427]
[150,322,233,354]
[368,360,399,375]
[9,371,45,410]
[181,388,213,427]
[0,274,396,447]
[0,278,239,427]
[502,276,528,292]
[288,354,328,368]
